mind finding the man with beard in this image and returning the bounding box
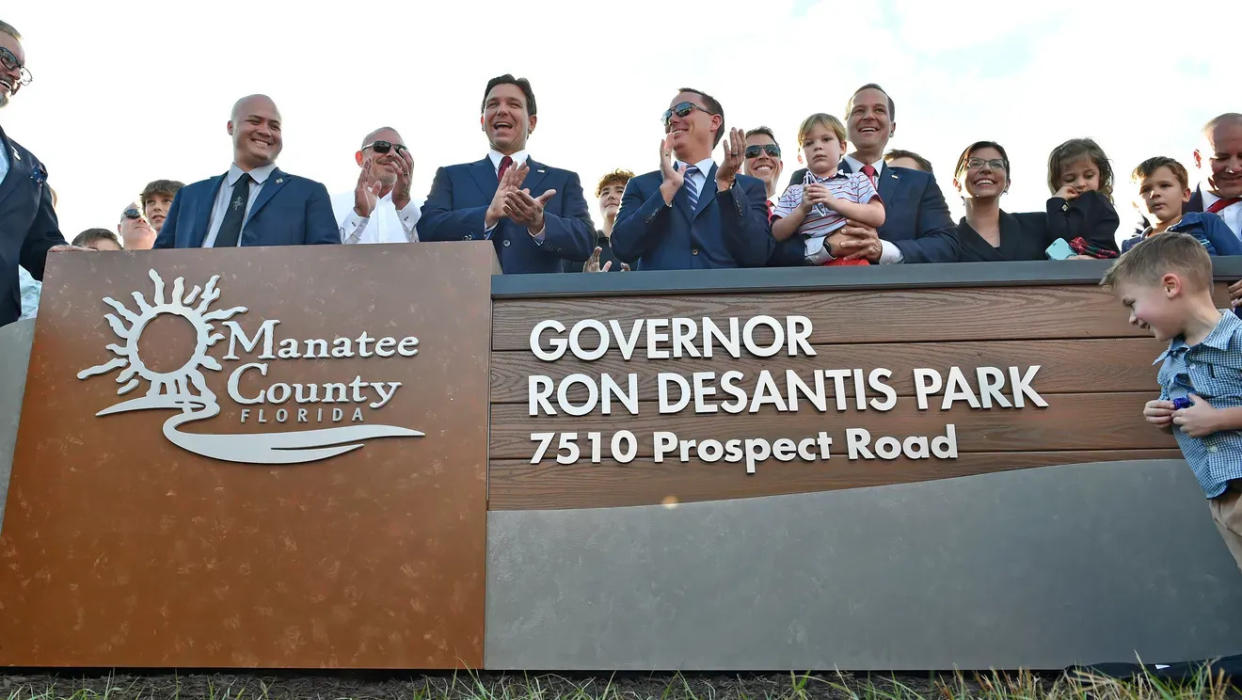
[154,94,338,248]
[333,126,420,243]
[0,20,71,327]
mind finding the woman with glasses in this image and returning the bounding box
[952,141,1119,262]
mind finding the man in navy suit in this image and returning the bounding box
[154,94,338,249]
[0,20,70,327]
[419,74,594,273]
[775,83,957,264]
[611,88,771,270]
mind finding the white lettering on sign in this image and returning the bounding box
[76,269,423,465]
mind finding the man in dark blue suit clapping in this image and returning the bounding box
[611,88,772,270]
[419,74,594,273]
[154,94,338,249]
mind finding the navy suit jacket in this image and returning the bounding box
[419,157,594,273]
[153,168,338,248]
[611,166,771,270]
[0,126,65,326]
[776,162,958,264]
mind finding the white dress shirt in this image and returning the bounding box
[0,140,9,184]
[843,154,902,264]
[1202,187,1242,239]
[331,190,421,244]
[485,148,545,240]
[202,163,278,248]
[674,157,716,199]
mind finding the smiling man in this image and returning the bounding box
[419,74,594,273]
[154,94,338,248]
[779,83,957,264]
[1193,113,1242,238]
[742,126,784,202]
[610,87,771,270]
[117,201,155,249]
[333,126,420,244]
[0,19,70,327]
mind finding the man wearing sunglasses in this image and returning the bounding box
[332,127,420,244]
[154,94,338,249]
[742,127,784,202]
[0,20,72,327]
[420,74,594,273]
[117,203,156,250]
[610,88,772,270]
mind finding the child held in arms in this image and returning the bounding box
[771,113,884,266]
[1122,157,1241,255]
[1102,233,1242,573]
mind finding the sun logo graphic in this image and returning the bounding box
[77,269,422,465]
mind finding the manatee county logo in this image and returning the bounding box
[77,269,422,464]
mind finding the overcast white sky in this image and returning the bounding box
[3,0,1237,240]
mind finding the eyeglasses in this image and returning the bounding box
[661,101,715,127]
[0,47,32,86]
[965,157,1006,171]
[362,140,408,156]
[123,207,142,220]
[744,144,781,159]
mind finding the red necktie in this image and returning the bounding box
[497,155,513,183]
[861,163,878,188]
[1207,196,1241,214]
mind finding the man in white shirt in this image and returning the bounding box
[1195,113,1242,238]
[332,126,420,244]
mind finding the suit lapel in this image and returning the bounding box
[692,163,718,219]
[468,158,498,200]
[189,175,226,248]
[244,168,288,227]
[877,163,898,203]
[522,159,550,197]
[1188,187,1204,214]
[837,159,854,174]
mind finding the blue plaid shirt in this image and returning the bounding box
[1155,310,1242,498]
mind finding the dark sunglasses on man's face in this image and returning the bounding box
[362,140,408,156]
[123,208,142,220]
[661,101,714,127]
[744,144,781,159]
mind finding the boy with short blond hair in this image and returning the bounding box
[1102,233,1242,572]
[1121,157,1241,255]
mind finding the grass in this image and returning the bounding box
[0,666,1237,700]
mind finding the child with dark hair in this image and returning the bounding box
[1046,138,1121,252]
[1123,157,1241,255]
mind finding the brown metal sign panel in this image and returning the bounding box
[487,284,1208,510]
[0,243,496,668]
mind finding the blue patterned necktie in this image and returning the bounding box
[214,173,252,248]
[682,165,700,211]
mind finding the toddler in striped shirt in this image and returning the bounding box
[771,113,885,265]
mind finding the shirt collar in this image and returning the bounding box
[489,149,529,171]
[675,157,715,176]
[228,162,277,185]
[844,154,884,176]
[1155,310,1239,363]
[802,169,847,184]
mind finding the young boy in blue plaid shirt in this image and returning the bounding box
[1102,233,1242,573]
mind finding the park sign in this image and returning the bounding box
[4,254,1242,670]
[0,243,496,668]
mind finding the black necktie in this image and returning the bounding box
[214,174,252,248]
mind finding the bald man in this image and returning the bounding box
[1194,113,1242,238]
[154,94,338,248]
[332,126,420,243]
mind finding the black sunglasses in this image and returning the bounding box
[362,140,408,156]
[744,144,781,159]
[123,207,142,220]
[661,101,715,127]
[0,47,32,86]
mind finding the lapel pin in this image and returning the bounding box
[275,178,284,184]
[12,147,20,161]
[537,169,546,173]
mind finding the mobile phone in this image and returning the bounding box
[1045,238,1074,260]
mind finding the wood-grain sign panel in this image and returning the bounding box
[0,243,496,668]
[488,284,1183,510]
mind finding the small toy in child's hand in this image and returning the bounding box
[1172,397,1193,410]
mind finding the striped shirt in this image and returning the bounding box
[1155,310,1242,498]
[772,170,880,258]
